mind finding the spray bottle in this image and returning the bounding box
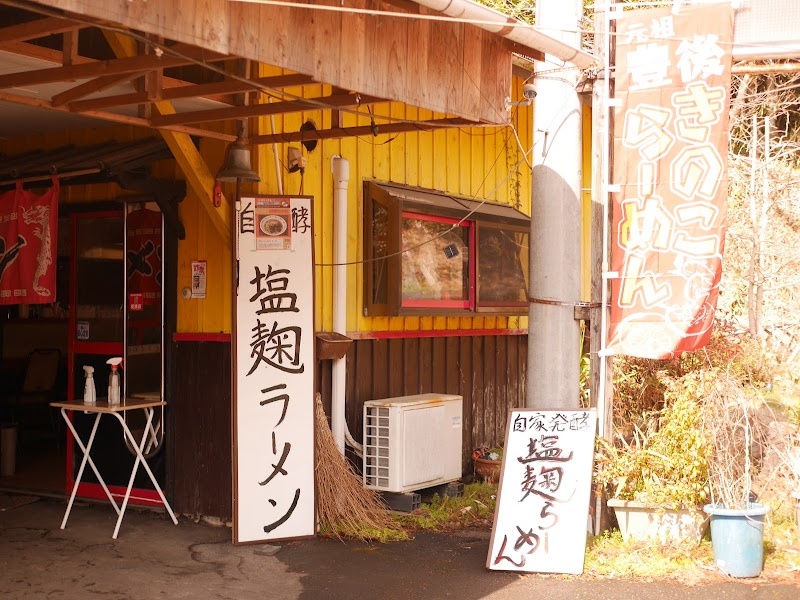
[106,357,123,405]
[82,365,96,405]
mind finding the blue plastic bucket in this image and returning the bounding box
[704,503,769,578]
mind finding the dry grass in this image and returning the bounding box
[701,370,767,508]
[583,524,800,583]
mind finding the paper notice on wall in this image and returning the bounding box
[129,293,143,312]
[77,320,90,341]
[191,261,207,299]
[254,198,292,250]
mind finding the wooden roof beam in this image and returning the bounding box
[67,91,147,112]
[51,71,148,106]
[161,72,314,101]
[151,93,385,127]
[249,117,477,145]
[62,30,79,67]
[0,40,94,65]
[0,41,218,96]
[0,17,84,45]
[66,73,315,112]
[103,30,231,244]
[0,89,236,142]
[0,45,229,90]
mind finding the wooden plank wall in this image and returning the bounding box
[172,340,232,520]
[42,0,512,123]
[317,334,528,475]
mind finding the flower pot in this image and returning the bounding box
[704,503,770,578]
[473,457,501,483]
[607,499,708,544]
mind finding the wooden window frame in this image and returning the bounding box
[363,180,530,317]
[475,222,530,313]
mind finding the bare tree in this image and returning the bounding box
[724,71,800,363]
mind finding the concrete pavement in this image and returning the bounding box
[1,496,798,599]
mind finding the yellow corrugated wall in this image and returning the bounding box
[0,73,592,337]
[253,68,549,336]
[175,135,234,334]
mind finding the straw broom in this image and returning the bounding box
[314,393,404,541]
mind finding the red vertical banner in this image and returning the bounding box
[0,179,59,305]
[126,207,162,306]
[608,4,734,359]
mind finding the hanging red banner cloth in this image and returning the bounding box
[0,177,59,305]
[607,3,734,359]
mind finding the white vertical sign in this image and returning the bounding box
[487,409,596,574]
[235,196,315,543]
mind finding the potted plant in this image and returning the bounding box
[701,368,771,578]
[473,444,503,483]
[595,382,711,545]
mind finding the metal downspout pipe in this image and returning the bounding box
[407,0,595,68]
[331,156,349,455]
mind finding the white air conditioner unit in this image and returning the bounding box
[363,393,462,493]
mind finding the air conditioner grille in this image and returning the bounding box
[364,406,391,488]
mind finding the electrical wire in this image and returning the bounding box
[4,0,561,270]
[5,0,581,155]
[224,0,792,60]
[311,87,573,269]
[13,0,793,74]
[312,127,526,268]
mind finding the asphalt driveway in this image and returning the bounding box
[0,496,797,599]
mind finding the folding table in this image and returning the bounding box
[51,398,178,539]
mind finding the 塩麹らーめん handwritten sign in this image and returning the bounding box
[487,409,596,574]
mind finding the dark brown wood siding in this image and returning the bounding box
[171,340,232,520]
[317,334,527,475]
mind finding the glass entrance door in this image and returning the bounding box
[123,202,165,460]
[66,209,165,503]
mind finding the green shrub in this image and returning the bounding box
[595,381,710,509]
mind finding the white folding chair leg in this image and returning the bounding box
[60,409,120,515]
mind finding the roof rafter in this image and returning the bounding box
[66,73,315,112]
[0,89,236,142]
[249,117,479,145]
[51,71,148,106]
[150,92,385,127]
[0,44,229,90]
[0,17,85,45]
[0,40,224,99]
[102,30,232,244]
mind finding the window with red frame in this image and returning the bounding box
[401,212,471,309]
[364,181,530,317]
